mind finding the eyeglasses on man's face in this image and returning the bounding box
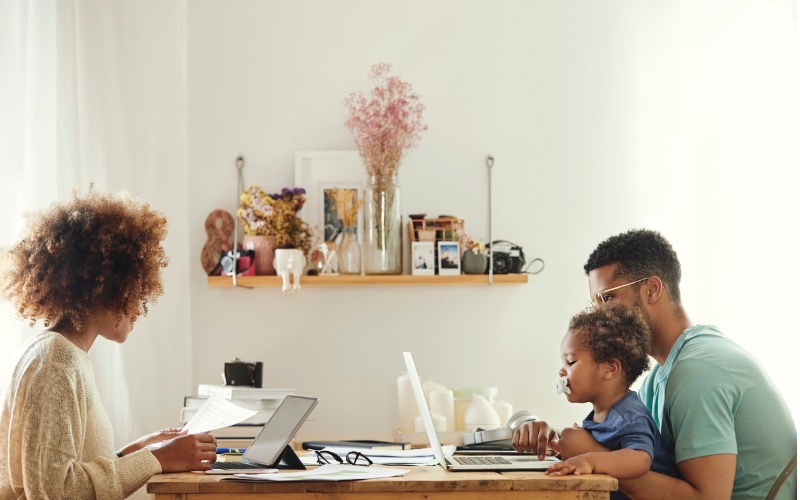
[586,277,649,311]
[315,449,373,466]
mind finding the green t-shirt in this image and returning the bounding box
[638,325,796,499]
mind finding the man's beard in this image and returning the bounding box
[632,291,654,332]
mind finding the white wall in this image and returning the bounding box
[186,0,798,441]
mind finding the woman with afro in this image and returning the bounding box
[0,191,216,499]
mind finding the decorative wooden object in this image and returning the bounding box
[201,209,234,274]
[408,216,465,245]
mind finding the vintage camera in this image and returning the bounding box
[209,249,256,277]
[485,240,525,274]
[224,358,263,387]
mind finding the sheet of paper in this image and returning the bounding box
[181,395,258,434]
[228,464,409,481]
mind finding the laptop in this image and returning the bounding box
[402,352,558,471]
[206,394,318,474]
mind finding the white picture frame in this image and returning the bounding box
[437,241,461,276]
[294,151,366,245]
[412,241,435,276]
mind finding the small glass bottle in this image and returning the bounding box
[338,226,361,275]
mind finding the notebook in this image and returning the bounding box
[206,394,318,474]
[402,351,558,471]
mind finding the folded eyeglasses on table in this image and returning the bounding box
[315,450,373,466]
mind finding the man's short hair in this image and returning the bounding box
[584,229,682,304]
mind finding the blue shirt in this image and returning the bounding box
[583,391,679,480]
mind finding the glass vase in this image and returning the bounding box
[338,227,361,275]
[364,174,401,274]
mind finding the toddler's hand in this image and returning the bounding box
[545,455,593,476]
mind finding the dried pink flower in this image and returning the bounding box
[344,63,427,178]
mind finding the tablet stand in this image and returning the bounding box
[272,445,305,470]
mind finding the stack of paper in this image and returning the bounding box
[224,464,410,482]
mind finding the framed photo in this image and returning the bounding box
[295,151,365,245]
[437,241,461,276]
[412,242,435,276]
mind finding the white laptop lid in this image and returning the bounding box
[402,351,449,468]
[402,352,557,472]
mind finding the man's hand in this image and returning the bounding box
[546,454,593,476]
[150,433,218,472]
[511,420,559,460]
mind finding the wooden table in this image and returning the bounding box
[147,466,617,499]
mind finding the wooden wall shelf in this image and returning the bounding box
[207,274,528,288]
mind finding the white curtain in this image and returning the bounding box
[0,6,191,498]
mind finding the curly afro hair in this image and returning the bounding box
[584,229,682,304]
[569,304,651,386]
[0,190,168,330]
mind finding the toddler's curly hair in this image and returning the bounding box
[569,304,651,385]
[0,190,168,330]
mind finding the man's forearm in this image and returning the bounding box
[619,470,697,499]
[620,454,735,500]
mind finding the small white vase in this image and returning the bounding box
[273,249,306,292]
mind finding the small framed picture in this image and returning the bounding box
[412,241,435,276]
[437,241,461,276]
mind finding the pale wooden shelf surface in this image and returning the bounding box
[208,274,528,287]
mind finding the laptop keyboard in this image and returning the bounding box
[452,456,512,465]
[210,461,264,470]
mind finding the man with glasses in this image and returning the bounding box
[513,229,796,499]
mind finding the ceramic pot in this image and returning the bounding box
[461,251,488,274]
[273,248,306,292]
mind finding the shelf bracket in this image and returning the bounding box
[487,154,494,286]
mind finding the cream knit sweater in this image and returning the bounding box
[0,332,161,499]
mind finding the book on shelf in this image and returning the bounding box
[215,438,254,449]
[216,452,244,463]
[196,384,295,400]
[301,440,409,451]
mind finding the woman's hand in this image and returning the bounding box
[119,428,187,456]
[150,433,218,472]
[511,420,560,460]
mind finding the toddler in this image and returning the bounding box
[546,304,679,491]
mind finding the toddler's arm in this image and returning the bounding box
[546,449,651,479]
